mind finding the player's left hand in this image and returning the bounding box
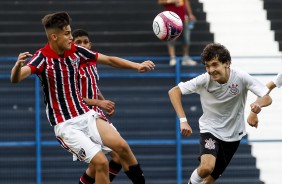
[180,122,193,136]
[247,112,258,128]
[250,103,261,114]
[138,60,155,73]
[99,100,115,112]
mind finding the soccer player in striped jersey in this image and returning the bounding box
[72,29,122,182]
[168,43,272,184]
[11,12,154,184]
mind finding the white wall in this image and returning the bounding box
[200,0,281,57]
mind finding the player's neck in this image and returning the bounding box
[218,68,230,84]
[49,42,65,56]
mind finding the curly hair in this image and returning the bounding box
[42,12,71,30]
[200,43,231,64]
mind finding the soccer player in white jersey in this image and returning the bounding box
[168,43,272,184]
[11,12,154,184]
[248,72,282,127]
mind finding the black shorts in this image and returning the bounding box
[199,132,240,180]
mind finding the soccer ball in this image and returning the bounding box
[152,11,183,41]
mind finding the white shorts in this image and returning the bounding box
[54,110,116,163]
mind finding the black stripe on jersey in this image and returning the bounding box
[90,65,99,82]
[32,56,56,125]
[90,66,99,97]
[90,66,99,99]
[65,57,85,116]
[76,45,96,59]
[54,59,71,121]
[41,75,56,125]
[85,67,94,99]
[28,51,44,67]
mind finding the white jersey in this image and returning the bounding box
[178,67,269,142]
[272,72,282,88]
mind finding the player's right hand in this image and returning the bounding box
[17,52,32,67]
[180,122,193,136]
[247,112,258,128]
[250,102,261,114]
[138,60,155,73]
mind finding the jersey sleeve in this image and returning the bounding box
[178,73,208,95]
[242,70,269,97]
[272,72,282,88]
[26,50,45,75]
[75,45,98,64]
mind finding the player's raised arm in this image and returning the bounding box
[96,53,155,72]
[11,52,33,83]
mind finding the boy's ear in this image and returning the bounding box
[226,61,231,68]
[50,33,58,41]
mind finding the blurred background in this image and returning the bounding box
[0,0,282,184]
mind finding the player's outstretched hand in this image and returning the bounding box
[138,60,155,73]
[17,52,33,67]
[180,122,193,137]
[250,103,261,114]
[247,112,258,128]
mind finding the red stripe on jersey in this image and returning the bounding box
[79,69,88,101]
[76,67,91,114]
[79,64,99,109]
[47,58,64,123]
[86,65,98,101]
[27,50,46,74]
[59,58,78,118]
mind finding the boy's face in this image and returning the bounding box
[204,59,230,84]
[73,36,92,50]
[53,25,73,53]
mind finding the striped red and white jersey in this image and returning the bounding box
[79,62,99,110]
[79,63,110,123]
[26,43,98,126]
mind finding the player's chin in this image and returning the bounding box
[211,76,221,82]
[65,43,72,50]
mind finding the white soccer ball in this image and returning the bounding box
[152,11,183,41]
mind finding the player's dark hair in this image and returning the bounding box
[42,12,71,30]
[72,29,89,40]
[201,43,231,64]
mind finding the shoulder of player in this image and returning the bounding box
[230,67,250,79]
[188,72,209,87]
